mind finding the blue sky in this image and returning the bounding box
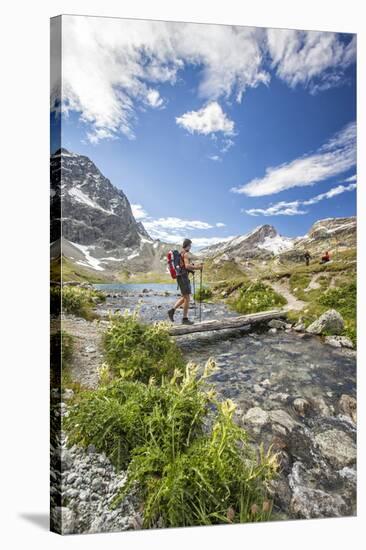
[51,17,356,247]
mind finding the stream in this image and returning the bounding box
[94,283,357,520]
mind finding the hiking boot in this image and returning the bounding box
[182,317,194,325]
[167,308,175,322]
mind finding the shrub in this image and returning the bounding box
[52,285,106,319]
[65,363,277,528]
[194,286,213,301]
[64,362,215,470]
[232,281,287,314]
[102,312,184,382]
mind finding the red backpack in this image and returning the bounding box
[167,250,184,279]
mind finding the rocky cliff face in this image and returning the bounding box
[50,148,145,250]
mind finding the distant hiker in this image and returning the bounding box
[320,251,330,264]
[167,238,203,325]
[304,250,311,266]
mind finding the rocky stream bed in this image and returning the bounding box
[51,285,357,533]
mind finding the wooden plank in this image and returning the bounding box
[169,309,286,336]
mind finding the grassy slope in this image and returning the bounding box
[51,257,113,284]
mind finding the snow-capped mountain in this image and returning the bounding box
[200,225,295,261]
[50,148,145,250]
[200,218,356,265]
[50,148,175,275]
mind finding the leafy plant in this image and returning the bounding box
[232,281,287,314]
[64,361,215,470]
[102,312,184,382]
[65,362,277,528]
[194,285,213,301]
[51,285,106,319]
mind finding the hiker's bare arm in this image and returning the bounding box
[183,253,203,271]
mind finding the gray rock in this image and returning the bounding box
[338,394,357,423]
[293,397,311,417]
[269,410,298,432]
[324,335,354,349]
[311,396,331,416]
[243,407,269,429]
[293,323,305,332]
[63,389,74,401]
[60,507,75,534]
[268,319,287,330]
[314,429,356,468]
[306,309,344,335]
[290,487,347,519]
[268,327,277,334]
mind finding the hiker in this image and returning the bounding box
[167,238,203,325]
[320,250,330,264]
[304,250,311,266]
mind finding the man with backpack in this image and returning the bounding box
[167,238,203,325]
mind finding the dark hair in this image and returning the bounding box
[182,238,192,249]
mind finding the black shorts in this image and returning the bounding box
[177,273,191,296]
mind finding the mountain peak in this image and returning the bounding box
[52,147,70,156]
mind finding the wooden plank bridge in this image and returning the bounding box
[168,309,286,336]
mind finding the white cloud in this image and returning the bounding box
[246,181,356,216]
[144,217,214,232]
[208,155,222,162]
[246,201,306,217]
[55,18,268,143]
[233,121,356,197]
[52,18,356,143]
[145,89,164,108]
[131,203,149,220]
[176,102,234,136]
[267,29,356,93]
[131,208,228,246]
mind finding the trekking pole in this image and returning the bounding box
[192,272,196,319]
[199,266,203,322]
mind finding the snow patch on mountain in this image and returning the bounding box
[71,241,105,271]
[258,235,294,254]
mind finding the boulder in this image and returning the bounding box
[293,397,311,417]
[293,323,305,332]
[306,309,344,335]
[324,335,354,349]
[314,429,356,468]
[289,487,347,519]
[339,394,357,423]
[268,319,287,330]
[243,407,270,429]
[269,409,298,432]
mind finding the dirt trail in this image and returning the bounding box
[62,316,108,389]
[268,279,306,312]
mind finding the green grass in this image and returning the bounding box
[194,285,213,301]
[51,256,112,284]
[203,259,246,283]
[102,312,185,383]
[230,281,287,314]
[50,285,106,319]
[287,279,356,345]
[65,362,277,528]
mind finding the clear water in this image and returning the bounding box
[94,284,357,518]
